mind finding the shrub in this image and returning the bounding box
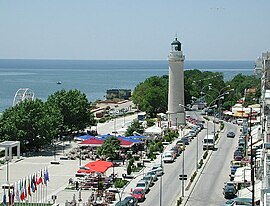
[203,151,208,159]
[98,118,106,123]
[134,156,140,161]
[114,178,128,188]
[190,171,197,182]
[198,159,203,169]
[127,163,132,175]
[220,122,224,130]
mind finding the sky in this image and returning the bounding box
[1,0,270,61]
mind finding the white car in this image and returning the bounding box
[151,164,164,176]
[162,151,174,163]
[135,179,150,193]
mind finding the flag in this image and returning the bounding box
[20,180,25,201]
[24,179,27,200]
[15,182,20,202]
[8,186,11,206]
[27,177,31,197]
[31,174,36,192]
[11,187,15,206]
[37,170,43,185]
[44,168,49,185]
[3,189,7,206]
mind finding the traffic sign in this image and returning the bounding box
[179,174,187,180]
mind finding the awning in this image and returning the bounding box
[77,160,113,174]
[79,137,104,147]
[234,111,249,118]
[144,126,162,135]
[74,134,95,141]
[238,181,261,202]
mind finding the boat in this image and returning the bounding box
[57,81,62,85]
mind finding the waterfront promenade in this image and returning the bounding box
[0,113,141,205]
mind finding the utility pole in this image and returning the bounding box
[249,108,255,206]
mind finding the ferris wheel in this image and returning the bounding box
[13,88,35,106]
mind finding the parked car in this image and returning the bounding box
[176,141,185,151]
[135,179,150,193]
[151,164,163,176]
[115,196,138,206]
[170,147,181,157]
[162,151,175,163]
[180,137,190,145]
[227,131,235,138]
[234,150,243,159]
[234,155,243,161]
[223,182,237,199]
[142,175,154,186]
[146,171,158,181]
[131,188,146,202]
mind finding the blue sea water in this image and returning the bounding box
[0,59,254,112]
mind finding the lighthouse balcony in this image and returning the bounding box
[168,53,185,61]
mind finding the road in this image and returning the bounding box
[141,112,208,206]
[97,112,240,206]
[185,121,240,206]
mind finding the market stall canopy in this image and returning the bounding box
[74,134,95,141]
[77,160,113,174]
[79,137,104,147]
[144,126,162,135]
[79,136,135,148]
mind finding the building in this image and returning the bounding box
[167,38,186,126]
[106,89,131,100]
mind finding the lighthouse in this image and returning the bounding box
[167,37,186,127]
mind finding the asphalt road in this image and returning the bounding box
[141,112,208,206]
[185,121,240,206]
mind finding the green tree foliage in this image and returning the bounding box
[184,69,225,105]
[0,99,62,152]
[96,136,120,160]
[132,70,226,117]
[125,120,144,136]
[132,76,168,117]
[46,89,96,132]
[223,74,261,109]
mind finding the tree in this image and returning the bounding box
[0,99,62,151]
[96,136,120,160]
[125,120,144,136]
[132,76,168,117]
[46,89,96,132]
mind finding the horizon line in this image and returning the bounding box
[0,58,254,62]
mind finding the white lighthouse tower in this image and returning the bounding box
[167,37,186,126]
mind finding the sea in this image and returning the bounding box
[0,59,255,113]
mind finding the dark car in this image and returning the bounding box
[234,150,243,158]
[230,165,239,181]
[234,155,242,161]
[227,131,235,138]
[180,137,190,145]
[223,183,237,199]
[116,196,138,206]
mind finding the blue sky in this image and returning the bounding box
[0,0,270,60]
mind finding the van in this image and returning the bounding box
[203,134,215,150]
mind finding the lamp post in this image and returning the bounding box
[6,156,9,184]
